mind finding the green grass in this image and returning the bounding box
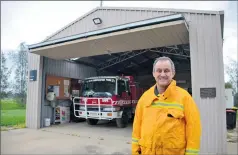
[1,109,26,126]
[1,99,26,110]
[1,99,26,127]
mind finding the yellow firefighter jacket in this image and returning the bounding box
[132,80,202,155]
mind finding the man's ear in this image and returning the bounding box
[172,72,175,78]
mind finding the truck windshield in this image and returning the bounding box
[82,78,116,97]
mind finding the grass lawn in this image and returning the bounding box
[1,99,26,110]
[1,99,26,128]
[1,109,26,126]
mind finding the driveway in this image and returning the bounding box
[1,121,132,154]
[1,121,237,154]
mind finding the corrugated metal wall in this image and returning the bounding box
[40,57,97,127]
[26,53,43,129]
[47,9,172,41]
[29,8,226,154]
[44,58,97,79]
[189,13,226,154]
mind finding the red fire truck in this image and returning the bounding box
[73,75,144,128]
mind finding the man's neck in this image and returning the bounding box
[156,84,168,94]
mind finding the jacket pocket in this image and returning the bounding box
[167,108,184,119]
[163,108,186,149]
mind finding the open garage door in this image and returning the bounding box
[28,14,189,60]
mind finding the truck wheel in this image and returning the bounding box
[116,111,129,128]
[130,114,135,123]
[86,118,98,125]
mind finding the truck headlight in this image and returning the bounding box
[79,106,85,110]
[103,107,120,111]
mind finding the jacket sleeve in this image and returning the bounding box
[184,94,202,155]
[131,97,144,155]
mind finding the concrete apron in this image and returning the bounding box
[1,121,238,154]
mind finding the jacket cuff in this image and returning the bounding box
[132,137,140,155]
[132,137,139,144]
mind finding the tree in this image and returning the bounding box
[225,82,233,89]
[0,51,12,98]
[8,42,28,103]
[225,58,238,93]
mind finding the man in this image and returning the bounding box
[132,57,202,155]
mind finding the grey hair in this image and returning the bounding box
[152,56,175,73]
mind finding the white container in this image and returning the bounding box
[225,89,234,108]
[44,118,51,127]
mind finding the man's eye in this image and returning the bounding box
[164,69,170,73]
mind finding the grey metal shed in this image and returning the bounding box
[26,7,226,154]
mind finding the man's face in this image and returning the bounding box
[152,60,175,87]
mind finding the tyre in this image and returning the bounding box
[86,118,98,125]
[116,111,129,128]
[129,114,135,123]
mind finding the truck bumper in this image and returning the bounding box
[74,110,123,120]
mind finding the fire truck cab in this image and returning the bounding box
[73,75,143,128]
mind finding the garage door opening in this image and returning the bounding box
[40,43,192,128]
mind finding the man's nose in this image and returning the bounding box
[160,71,166,76]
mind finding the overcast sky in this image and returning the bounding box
[1,1,237,81]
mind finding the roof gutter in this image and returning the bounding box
[28,14,185,50]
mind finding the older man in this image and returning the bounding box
[132,57,202,155]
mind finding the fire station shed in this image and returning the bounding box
[27,7,226,154]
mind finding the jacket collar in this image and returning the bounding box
[146,80,177,107]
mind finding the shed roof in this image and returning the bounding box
[43,6,224,42]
